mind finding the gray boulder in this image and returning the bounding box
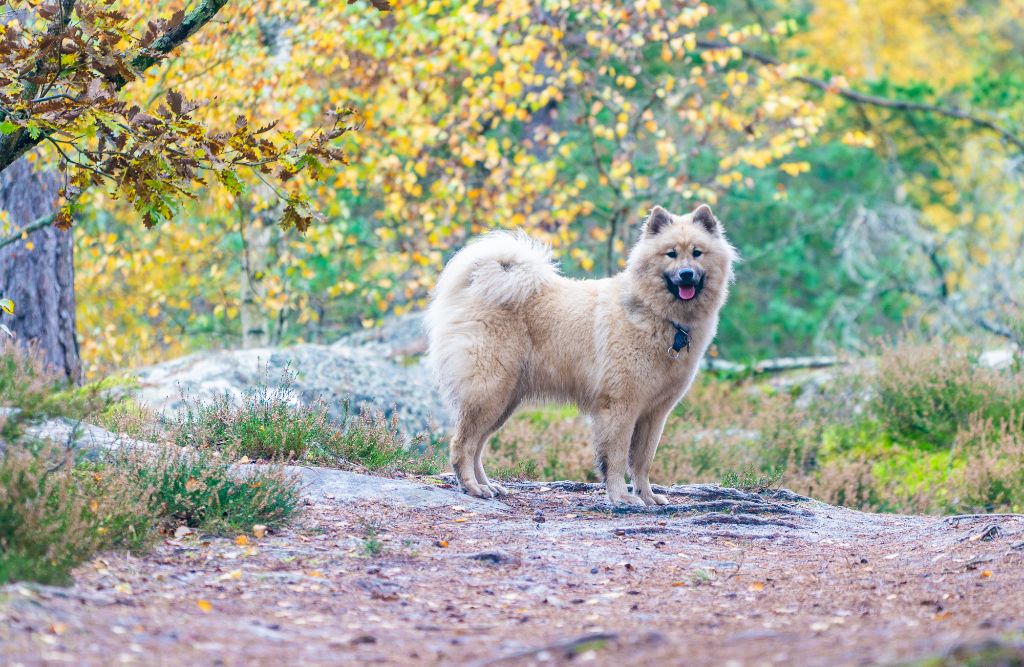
[132,314,450,433]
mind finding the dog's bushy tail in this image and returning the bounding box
[426,230,557,319]
[424,231,557,395]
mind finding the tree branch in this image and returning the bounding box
[0,211,58,251]
[0,0,232,173]
[694,39,1024,154]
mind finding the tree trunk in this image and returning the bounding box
[0,157,80,382]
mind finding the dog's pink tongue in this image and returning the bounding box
[678,285,696,300]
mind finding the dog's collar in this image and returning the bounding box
[667,321,690,360]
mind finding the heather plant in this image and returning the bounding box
[173,368,444,474]
[0,343,114,440]
[109,446,300,535]
[0,443,151,585]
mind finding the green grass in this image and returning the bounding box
[0,441,301,585]
[0,342,119,440]
[173,367,445,474]
[720,465,784,492]
[109,446,300,535]
[0,442,152,585]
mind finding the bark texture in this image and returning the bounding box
[0,157,80,382]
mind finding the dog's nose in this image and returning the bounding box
[678,268,697,285]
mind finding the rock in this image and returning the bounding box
[293,466,506,513]
[131,314,449,433]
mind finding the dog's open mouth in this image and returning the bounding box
[664,273,705,302]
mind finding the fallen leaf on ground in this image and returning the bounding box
[252,525,267,538]
[197,600,213,613]
[235,535,250,546]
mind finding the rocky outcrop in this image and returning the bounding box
[132,314,449,433]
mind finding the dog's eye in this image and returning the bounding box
[693,248,703,258]
[666,249,677,258]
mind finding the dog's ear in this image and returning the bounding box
[691,204,720,235]
[643,205,673,237]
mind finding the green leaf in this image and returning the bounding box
[217,169,245,196]
[0,121,18,135]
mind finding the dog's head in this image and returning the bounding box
[626,204,737,317]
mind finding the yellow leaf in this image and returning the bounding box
[748,582,765,592]
[197,600,213,613]
[981,570,993,578]
[0,299,13,315]
[235,534,250,546]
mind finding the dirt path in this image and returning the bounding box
[2,471,1024,666]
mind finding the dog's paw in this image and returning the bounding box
[641,493,670,506]
[608,492,644,506]
[486,482,509,497]
[462,482,494,499]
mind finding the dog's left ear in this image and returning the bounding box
[691,204,720,235]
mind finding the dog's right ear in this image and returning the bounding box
[642,205,673,237]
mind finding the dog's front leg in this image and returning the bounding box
[629,408,672,505]
[594,408,643,506]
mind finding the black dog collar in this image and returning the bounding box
[668,322,690,359]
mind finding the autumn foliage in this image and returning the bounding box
[0,0,1021,374]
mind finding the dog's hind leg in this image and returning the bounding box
[471,394,521,497]
[450,374,521,499]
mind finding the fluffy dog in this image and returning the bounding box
[425,205,737,505]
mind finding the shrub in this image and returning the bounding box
[0,443,151,585]
[173,372,330,460]
[109,446,301,534]
[871,341,1023,448]
[0,343,113,440]
[174,368,444,474]
[310,407,446,474]
[720,465,784,491]
[0,440,300,585]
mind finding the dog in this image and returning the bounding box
[425,204,737,505]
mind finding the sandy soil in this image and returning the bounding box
[2,475,1023,666]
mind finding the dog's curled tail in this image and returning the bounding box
[427,230,558,318]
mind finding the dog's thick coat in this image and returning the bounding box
[425,205,737,505]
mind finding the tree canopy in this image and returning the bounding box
[1,0,1021,374]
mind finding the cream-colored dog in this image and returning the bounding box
[425,205,737,505]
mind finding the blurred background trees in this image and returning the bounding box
[2,0,1021,378]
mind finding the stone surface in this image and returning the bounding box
[131,314,449,433]
[291,466,507,513]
